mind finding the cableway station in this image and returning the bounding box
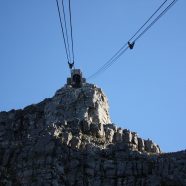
[67,69,86,88]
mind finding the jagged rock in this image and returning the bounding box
[105,127,114,143]
[90,122,104,137]
[145,139,161,153]
[61,131,72,145]
[45,83,111,126]
[69,136,81,149]
[0,75,185,185]
[132,132,138,145]
[138,137,145,151]
[123,129,132,143]
[114,128,123,142]
[80,119,91,134]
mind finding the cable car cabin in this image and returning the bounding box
[67,69,86,88]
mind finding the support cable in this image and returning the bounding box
[88,0,168,79]
[129,0,168,42]
[134,0,178,43]
[68,0,75,63]
[88,0,178,80]
[88,47,129,79]
[55,0,70,62]
[61,0,72,62]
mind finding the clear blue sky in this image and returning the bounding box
[0,0,185,152]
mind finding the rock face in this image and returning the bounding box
[0,73,186,185]
[46,83,111,125]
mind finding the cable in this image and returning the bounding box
[129,0,168,42]
[93,0,178,79]
[88,47,129,79]
[87,42,128,79]
[68,0,75,63]
[55,0,70,62]
[88,0,168,80]
[88,0,178,80]
[134,0,178,42]
[61,0,71,62]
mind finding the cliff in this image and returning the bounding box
[0,70,185,186]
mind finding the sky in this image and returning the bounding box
[0,0,185,152]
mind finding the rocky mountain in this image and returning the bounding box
[0,70,186,186]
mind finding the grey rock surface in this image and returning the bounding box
[0,83,185,186]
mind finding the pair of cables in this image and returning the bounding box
[88,0,178,80]
[55,0,75,69]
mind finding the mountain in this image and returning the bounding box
[0,69,185,186]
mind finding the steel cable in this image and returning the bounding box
[88,0,178,80]
[61,0,71,62]
[55,0,70,62]
[68,0,75,63]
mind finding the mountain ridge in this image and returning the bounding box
[0,71,185,185]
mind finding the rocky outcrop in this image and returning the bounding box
[0,81,185,185]
[46,83,111,125]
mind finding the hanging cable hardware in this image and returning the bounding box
[68,61,74,69]
[128,42,135,50]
